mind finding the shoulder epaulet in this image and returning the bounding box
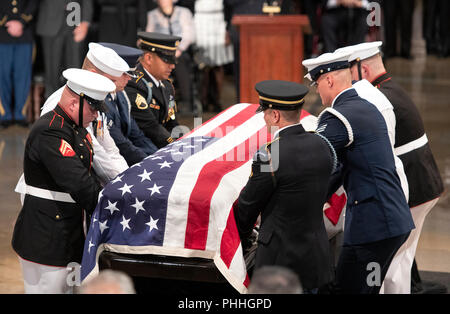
[48,110,65,129]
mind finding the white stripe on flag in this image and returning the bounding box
[163,112,266,248]
[206,159,253,252]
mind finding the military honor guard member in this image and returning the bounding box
[334,44,409,203]
[342,41,444,294]
[40,43,132,184]
[16,43,133,211]
[99,42,158,165]
[125,32,181,148]
[0,0,38,128]
[234,80,335,293]
[303,51,415,294]
[12,69,115,294]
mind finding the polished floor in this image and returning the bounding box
[0,56,449,294]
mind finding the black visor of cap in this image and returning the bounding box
[67,85,109,113]
[309,61,350,81]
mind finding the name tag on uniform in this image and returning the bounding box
[150,103,160,110]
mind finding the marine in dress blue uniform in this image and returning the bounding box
[303,51,415,294]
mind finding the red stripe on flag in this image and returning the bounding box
[220,207,241,268]
[204,105,260,138]
[180,104,259,140]
[184,127,271,250]
[243,274,250,288]
[324,193,347,225]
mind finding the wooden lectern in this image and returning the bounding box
[232,15,310,104]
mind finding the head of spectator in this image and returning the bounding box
[137,32,181,81]
[59,69,115,127]
[254,80,309,135]
[77,270,136,294]
[335,41,386,83]
[248,266,303,294]
[82,43,131,93]
[302,51,353,106]
[157,0,175,15]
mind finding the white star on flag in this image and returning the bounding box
[150,156,163,160]
[147,183,163,196]
[88,239,95,253]
[105,200,120,215]
[111,175,124,184]
[131,197,146,214]
[137,169,153,182]
[99,220,109,234]
[119,183,133,196]
[146,216,159,232]
[157,161,173,169]
[120,215,131,231]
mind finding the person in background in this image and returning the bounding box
[224,0,292,102]
[320,0,369,53]
[0,0,38,128]
[97,0,148,47]
[248,266,303,294]
[36,0,93,99]
[146,0,195,114]
[381,0,414,59]
[12,69,115,294]
[423,0,450,58]
[77,270,136,294]
[194,0,234,113]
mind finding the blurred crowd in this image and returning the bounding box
[1,0,449,128]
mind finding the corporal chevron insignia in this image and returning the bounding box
[59,139,75,157]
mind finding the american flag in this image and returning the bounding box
[80,103,346,293]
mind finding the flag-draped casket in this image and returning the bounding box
[80,103,346,293]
